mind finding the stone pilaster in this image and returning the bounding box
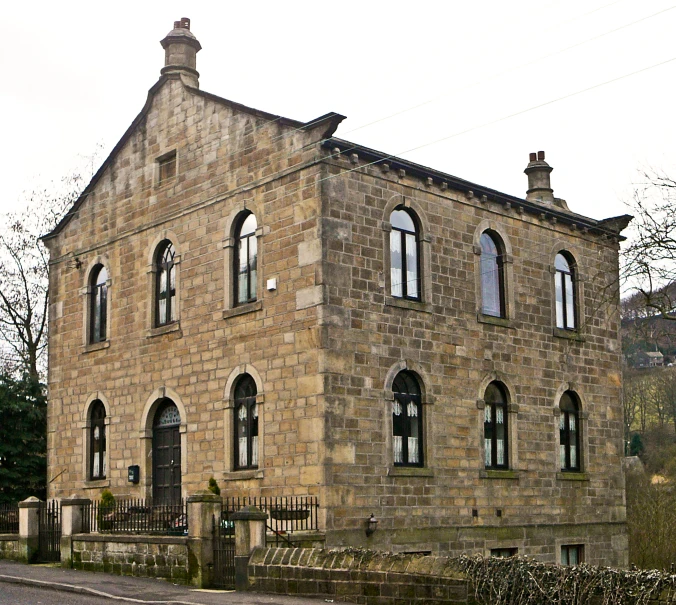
[186,491,221,588]
[18,497,41,563]
[231,506,267,591]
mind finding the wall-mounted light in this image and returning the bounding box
[365,514,378,537]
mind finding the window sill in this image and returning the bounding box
[477,314,514,329]
[385,296,432,313]
[552,328,585,342]
[557,472,589,482]
[83,341,110,354]
[83,479,110,489]
[480,469,520,480]
[147,322,181,338]
[222,299,263,319]
[223,469,263,481]
[388,466,434,478]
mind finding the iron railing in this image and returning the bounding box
[221,496,319,544]
[85,499,187,535]
[0,503,19,534]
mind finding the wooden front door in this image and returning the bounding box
[152,401,182,505]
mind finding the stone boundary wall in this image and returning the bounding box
[0,536,20,561]
[247,548,475,604]
[247,548,676,605]
[71,534,191,584]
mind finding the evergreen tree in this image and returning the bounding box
[0,374,46,504]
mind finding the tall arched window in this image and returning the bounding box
[392,371,423,466]
[155,241,176,326]
[555,253,576,330]
[234,374,258,470]
[484,382,508,469]
[560,391,580,471]
[235,213,258,305]
[390,208,420,300]
[480,232,505,318]
[90,265,108,343]
[89,400,106,480]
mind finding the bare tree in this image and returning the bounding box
[622,169,676,323]
[0,170,89,380]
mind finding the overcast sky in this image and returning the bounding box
[3,0,676,222]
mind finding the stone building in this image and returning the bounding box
[43,19,631,566]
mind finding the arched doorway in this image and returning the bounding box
[152,399,182,505]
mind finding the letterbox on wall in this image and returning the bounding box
[128,465,140,483]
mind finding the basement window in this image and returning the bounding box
[491,548,518,558]
[157,151,177,185]
[561,544,584,565]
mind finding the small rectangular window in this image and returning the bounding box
[157,151,177,185]
[561,544,584,565]
[491,548,517,558]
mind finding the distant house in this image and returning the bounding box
[635,351,664,368]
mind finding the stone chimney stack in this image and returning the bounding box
[160,18,201,88]
[524,151,554,205]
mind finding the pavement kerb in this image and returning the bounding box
[0,574,206,605]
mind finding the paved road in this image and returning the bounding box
[0,583,116,604]
[0,560,324,604]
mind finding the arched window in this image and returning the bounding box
[89,400,106,480]
[484,382,508,469]
[560,392,580,471]
[155,241,176,326]
[235,213,258,305]
[555,253,576,330]
[390,208,420,300]
[234,375,258,470]
[480,232,505,318]
[392,371,423,466]
[90,265,108,343]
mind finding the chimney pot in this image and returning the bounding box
[524,150,554,204]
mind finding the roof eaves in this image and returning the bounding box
[323,138,630,239]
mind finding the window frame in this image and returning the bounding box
[233,374,259,471]
[155,240,177,327]
[392,371,424,467]
[560,544,584,565]
[555,252,577,330]
[559,391,581,472]
[89,264,108,344]
[479,231,506,318]
[89,400,107,480]
[157,150,177,186]
[483,382,509,470]
[389,207,421,301]
[234,212,258,306]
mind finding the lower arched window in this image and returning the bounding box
[234,375,258,470]
[392,371,423,466]
[89,400,106,480]
[560,392,580,471]
[484,382,508,469]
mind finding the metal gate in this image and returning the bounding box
[37,500,61,563]
[212,512,235,589]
